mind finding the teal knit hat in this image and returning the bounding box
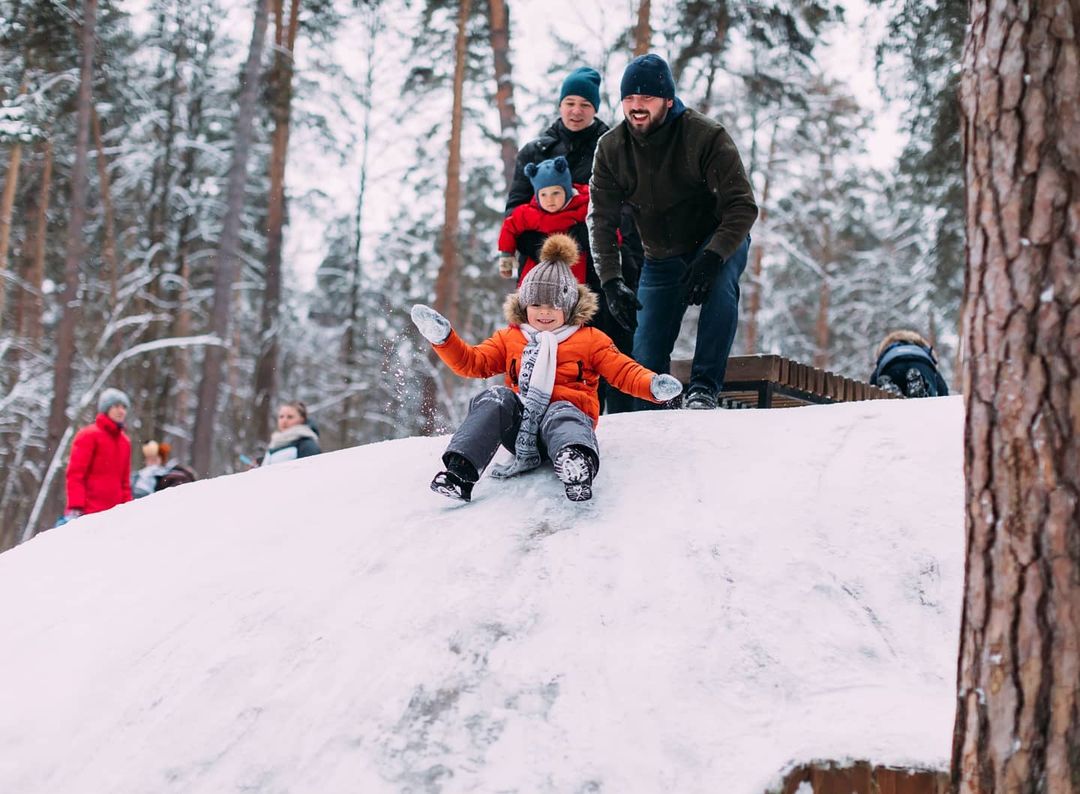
[560,67,602,109]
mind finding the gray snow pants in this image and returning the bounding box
[444,386,600,477]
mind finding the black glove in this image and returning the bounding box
[681,249,724,306]
[602,278,643,332]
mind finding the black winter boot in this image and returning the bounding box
[553,445,597,502]
[431,452,479,502]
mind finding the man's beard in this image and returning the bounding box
[626,107,669,137]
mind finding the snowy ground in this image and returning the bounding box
[0,396,964,793]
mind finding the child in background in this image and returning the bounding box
[412,234,682,503]
[497,156,590,284]
[870,330,949,398]
[132,440,171,498]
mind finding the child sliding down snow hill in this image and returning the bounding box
[411,233,682,503]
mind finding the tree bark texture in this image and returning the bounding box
[633,0,651,56]
[91,106,120,312]
[745,125,777,354]
[191,0,271,476]
[18,139,52,348]
[434,0,471,330]
[43,0,98,520]
[253,0,300,441]
[0,142,22,329]
[952,2,1080,793]
[487,0,518,192]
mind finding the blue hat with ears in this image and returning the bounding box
[560,67,602,109]
[620,53,676,100]
[524,156,573,205]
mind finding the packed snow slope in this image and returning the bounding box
[0,396,965,794]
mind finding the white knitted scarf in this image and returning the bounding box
[490,322,579,479]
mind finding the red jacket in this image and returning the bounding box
[498,184,590,284]
[66,413,132,514]
[432,287,659,425]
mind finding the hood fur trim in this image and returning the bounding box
[504,283,599,327]
[268,422,317,451]
[876,329,932,359]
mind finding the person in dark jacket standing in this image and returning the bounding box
[261,400,321,466]
[64,387,133,521]
[588,54,758,410]
[506,66,643,414]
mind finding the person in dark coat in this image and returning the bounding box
[261,400,321,466]
[64,387,133,520]
[589,54,758,411]
[870,330,949,398]
[506,66,643,413]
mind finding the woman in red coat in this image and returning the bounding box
[64,388,133,520]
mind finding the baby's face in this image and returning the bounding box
[526,303,566,329]
[537,186,568,213]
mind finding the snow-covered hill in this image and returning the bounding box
[0,397,964,793]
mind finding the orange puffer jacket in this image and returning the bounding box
[431,286,659,425]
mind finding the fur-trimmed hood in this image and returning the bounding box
[267,422,318,452]
[876,329,933,360]
[503,233,599,327]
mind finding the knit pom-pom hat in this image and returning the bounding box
[518,234,580,317]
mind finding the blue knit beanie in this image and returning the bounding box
[560,67,602,109]
[97,387,130,414]
[524,156,573,205]
[620,53,675,100]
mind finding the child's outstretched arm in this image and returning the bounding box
[590,336,683,405]
[410,304,508,379]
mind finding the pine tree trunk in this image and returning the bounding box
[42,0,98,523]
[434,0,471,329]
[0,142,22,329]
[253,0,300,441]
[951,2,1080,792]
[813,276,829,369]
[633,0,651,56]
[191,0,271,476]
[341,9,379,446]
[91,106,120,312]
[487,0,518,191]
[745,126,777,354]
[18,139,51,348]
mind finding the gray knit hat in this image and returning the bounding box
[518,234,580,317]
[97,387,131,414]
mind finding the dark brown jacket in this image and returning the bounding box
[588,102,758,283]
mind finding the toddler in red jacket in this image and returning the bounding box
[497,155,590,284]
[413,235,683,503]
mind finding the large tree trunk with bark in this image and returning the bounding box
[91,106,120,313]
[253,0,300,441]
[487,0,518,191]
[190,0,271,476]
[951,2,1080,792]
[42,0,98,524]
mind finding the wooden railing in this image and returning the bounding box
[670,354,901,409]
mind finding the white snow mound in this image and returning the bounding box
[0,396,965,793]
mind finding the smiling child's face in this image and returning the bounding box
[526,303,566,329]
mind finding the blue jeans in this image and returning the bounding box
[631,236,750,409]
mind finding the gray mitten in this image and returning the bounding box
[650,374,683,402]
[410,304,451,345]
